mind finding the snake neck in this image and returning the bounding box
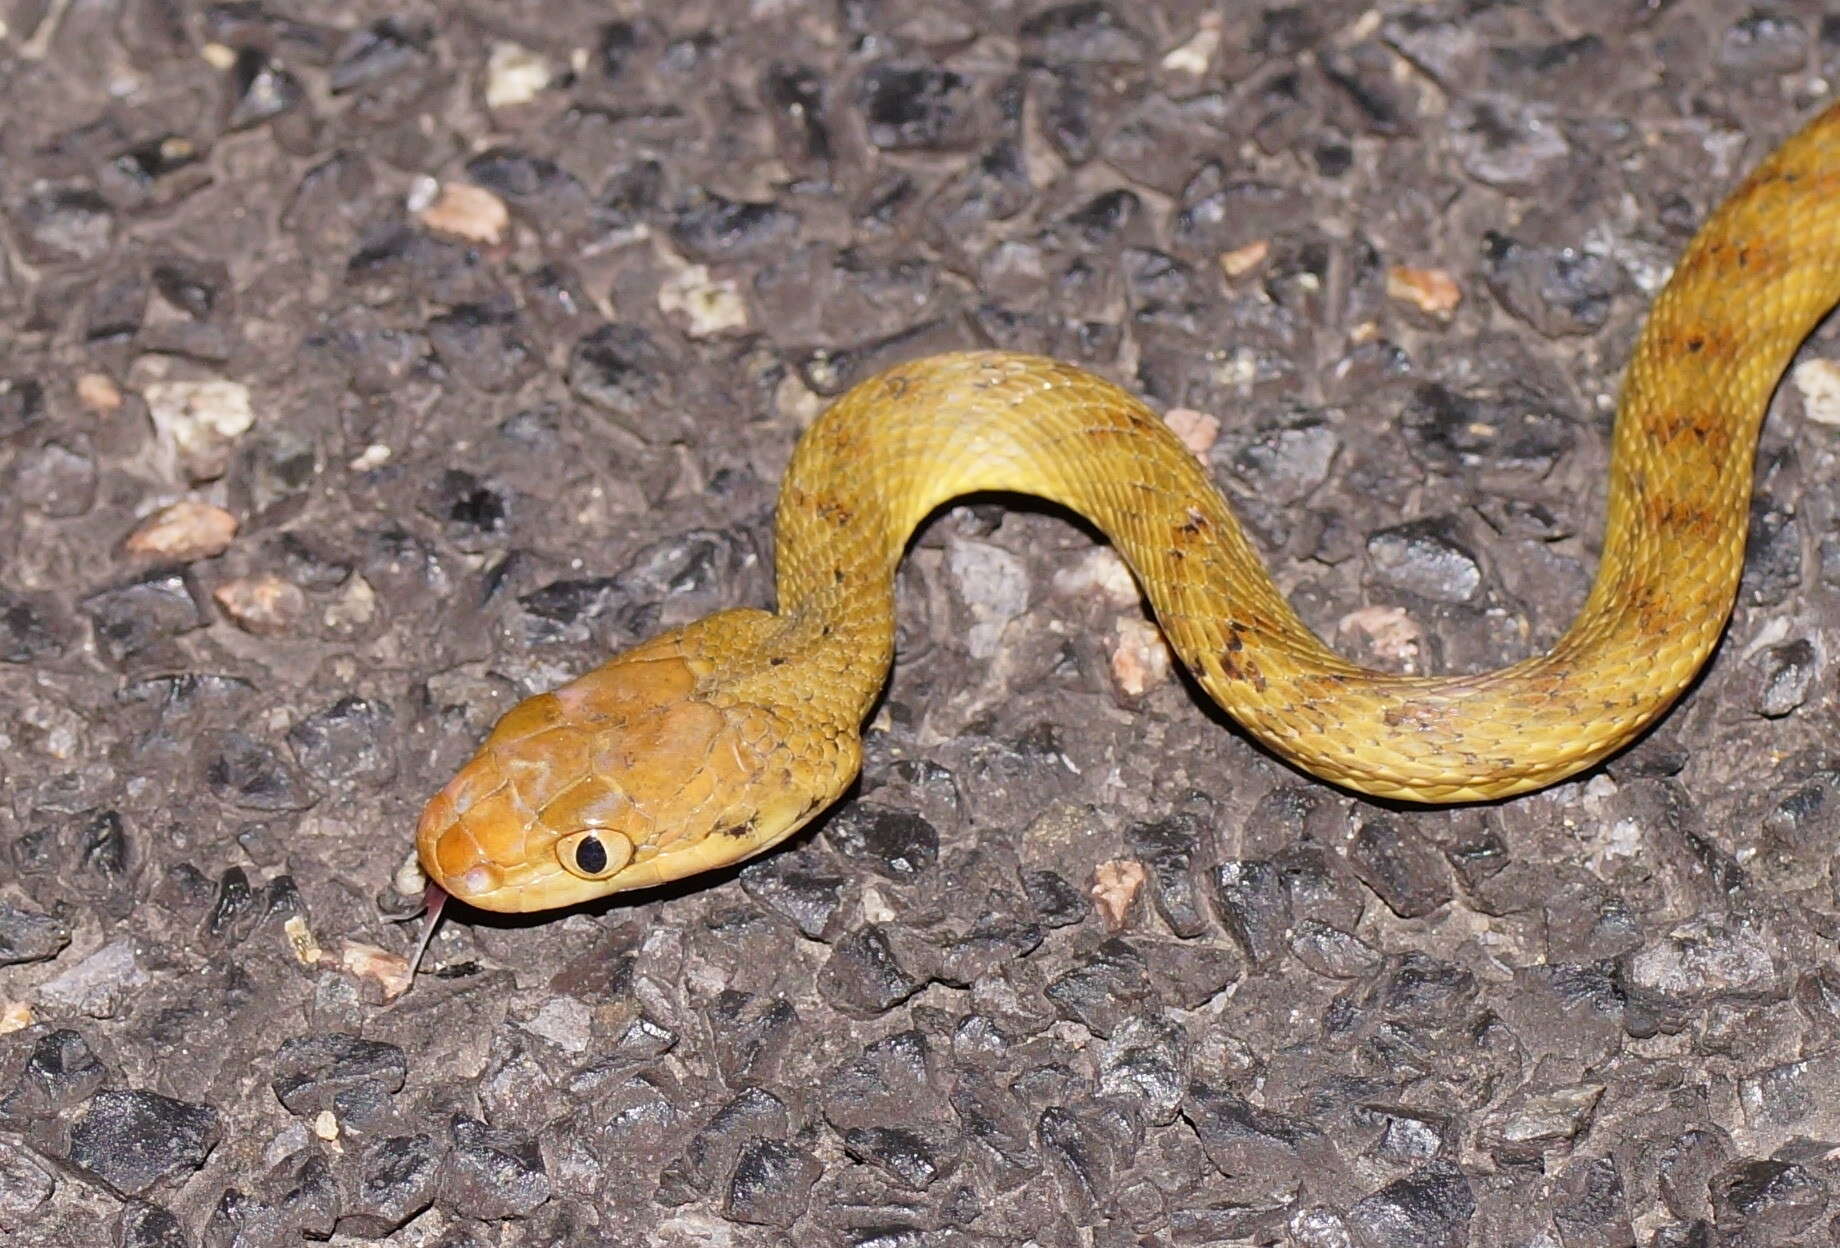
[765,351,1338,726]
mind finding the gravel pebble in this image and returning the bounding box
[143,379,255,483]
[114,1201,189,1248]
[0,904,71,967]
[1125,814,1209,938]
[1484,232,1626,337]
[1748,637,1817,718]
[0,1141,54,1230]
[82,568,207,663]
[818,926,925,1015]
[1624,916,1778,1006]
[212,573,308,634]
[37,939,147,1018]
[1346,1161,1475,1248]
[1446,96,1570,193]
[122,500,238,561]
[270,1033,407,1118]
[1347,817,1453,919]
[442,1114,550,1219]
[1366,519,1483,604]
[1210,859,1292,966]
[339,1132,440,1237]
[63,1089,223,1198]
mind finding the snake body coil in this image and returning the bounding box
[419,103,1840,913]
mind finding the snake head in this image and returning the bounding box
[416,619,854,912]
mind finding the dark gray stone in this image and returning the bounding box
[1022,869,1088,928]
[1289,918,1383,979]
[0,1138,55,1232]
[1,1028,106,1122]
[442,1114,550,1220]
[81,569,206,663]
[1346,1161,1476,1248]
[1096,1014,1188,1126]
[1551,1154,1633,1248]
[823,802,939,882]
[1044,938,1155,1036]
[338,1133,440,1238]
[724,1137,820,1226]
[200,731,316,812]
[1209,860,1291,966]
[13,184,115,265]
[0,903,71,967]
[1484,232,1625,337]
[566,324,677,435]
[0,588,70,663]
[1717,11,1809,75]
[738,849,849,941]
[1711,1157,1826,1240]
[1446,96,1570,193]
[1366,519,1483,604]
[1125,813,1210,938]
[1183,1080,1326,1190]
[818,925,926,1014]
[65,1089,222,1197]
[270,1033,407,1117]
[115,1201,189,1248]
[856,64,979,152]
[285,697,396,785]
[1348,817,1453,918]
[1749,638,1817,718]
[659,1087,788,1203]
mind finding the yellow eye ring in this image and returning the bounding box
[557,829,633,880]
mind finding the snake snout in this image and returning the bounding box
[415,762,524,905]
[415,714,666,911]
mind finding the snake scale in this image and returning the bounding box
[418,101,1840,913]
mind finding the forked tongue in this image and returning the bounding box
[405,883,449,982]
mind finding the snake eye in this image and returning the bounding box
[557,829,633,880]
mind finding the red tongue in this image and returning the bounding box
[406,883,450,981]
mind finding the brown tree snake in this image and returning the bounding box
[415,101,1840,915]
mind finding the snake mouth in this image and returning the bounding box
[417,811,617,913]
[444,863,507,904]
[426,849,579,913]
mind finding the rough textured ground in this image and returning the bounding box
[2,1,1840,1245]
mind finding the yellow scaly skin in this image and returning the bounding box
[419,102,1840,913]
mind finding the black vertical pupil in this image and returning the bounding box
[575,836,608,874]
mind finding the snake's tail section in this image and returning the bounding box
[770,101,1840,803]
